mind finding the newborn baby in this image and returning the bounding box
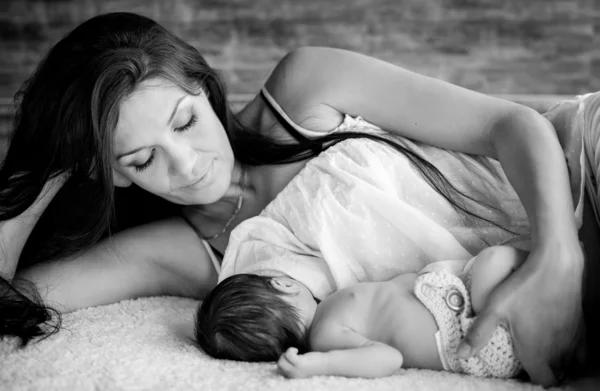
[196,245,524,379]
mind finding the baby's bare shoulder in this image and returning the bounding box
[312,285,371,327]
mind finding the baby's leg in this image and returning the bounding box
[469,246,529,313]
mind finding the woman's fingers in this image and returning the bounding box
[463,242,584,387]
[513,284,583,386]
[457,308,501,358]
[518,348,557,387]
[459,265,514,358]
[460,290,558,386]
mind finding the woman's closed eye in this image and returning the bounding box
[135,150,155,172]
[134,114,198,172]
[175,114,197,132]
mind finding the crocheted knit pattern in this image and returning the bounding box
[414,270,522,378]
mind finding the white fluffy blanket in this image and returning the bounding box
[0,296,579,391]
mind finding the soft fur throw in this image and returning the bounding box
[0,296,583,390]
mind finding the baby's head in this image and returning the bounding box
[195,273,318,362]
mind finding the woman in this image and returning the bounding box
[0,12,591,386]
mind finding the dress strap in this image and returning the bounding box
[180,213,222,274]
[259,88,324,155]
[202,240,222,274]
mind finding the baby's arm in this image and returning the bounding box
[469,245,528,313]
[277,323,403,378]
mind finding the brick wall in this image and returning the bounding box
[0,0,597,156]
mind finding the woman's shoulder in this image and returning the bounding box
[237,46,401,136]
[260,47,348,134]
[263,46,356,107]
[265,46,337,95]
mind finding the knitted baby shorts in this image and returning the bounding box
[414,269,522,378]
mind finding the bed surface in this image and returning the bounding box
[1,295,583,391]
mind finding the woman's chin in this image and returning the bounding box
[180,180,231,206]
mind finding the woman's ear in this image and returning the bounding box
[112,168,132,187]
[270,277,300,294]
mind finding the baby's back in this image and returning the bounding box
[313,274,444,371]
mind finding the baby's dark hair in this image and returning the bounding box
[195,274,310,362]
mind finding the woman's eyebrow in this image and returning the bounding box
[167,95,187,125]
[116,94,188,160]
[116,146,146,160]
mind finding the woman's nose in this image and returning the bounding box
[168,142,197,179]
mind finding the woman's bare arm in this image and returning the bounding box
[16,217,217,312]
[268,47,578,250]
[267,46,578,246]
[0,173,68,280]
[267,47,583,385]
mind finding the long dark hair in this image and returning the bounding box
[0,12,233,344]
[0,12,506,345]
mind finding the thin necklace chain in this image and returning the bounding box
[197,167,246,241]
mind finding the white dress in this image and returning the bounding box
[218,88,590,300]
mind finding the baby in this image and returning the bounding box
[196,245,525,379]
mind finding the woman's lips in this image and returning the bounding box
[185,160,214,189]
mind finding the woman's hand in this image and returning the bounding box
[458,240,585,386]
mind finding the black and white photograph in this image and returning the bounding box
[0,1,598,390]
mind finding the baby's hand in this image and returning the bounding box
[277,347,326,378]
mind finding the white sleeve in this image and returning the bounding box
[220,216,337,301]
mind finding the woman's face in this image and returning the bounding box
[111,78,235,205]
